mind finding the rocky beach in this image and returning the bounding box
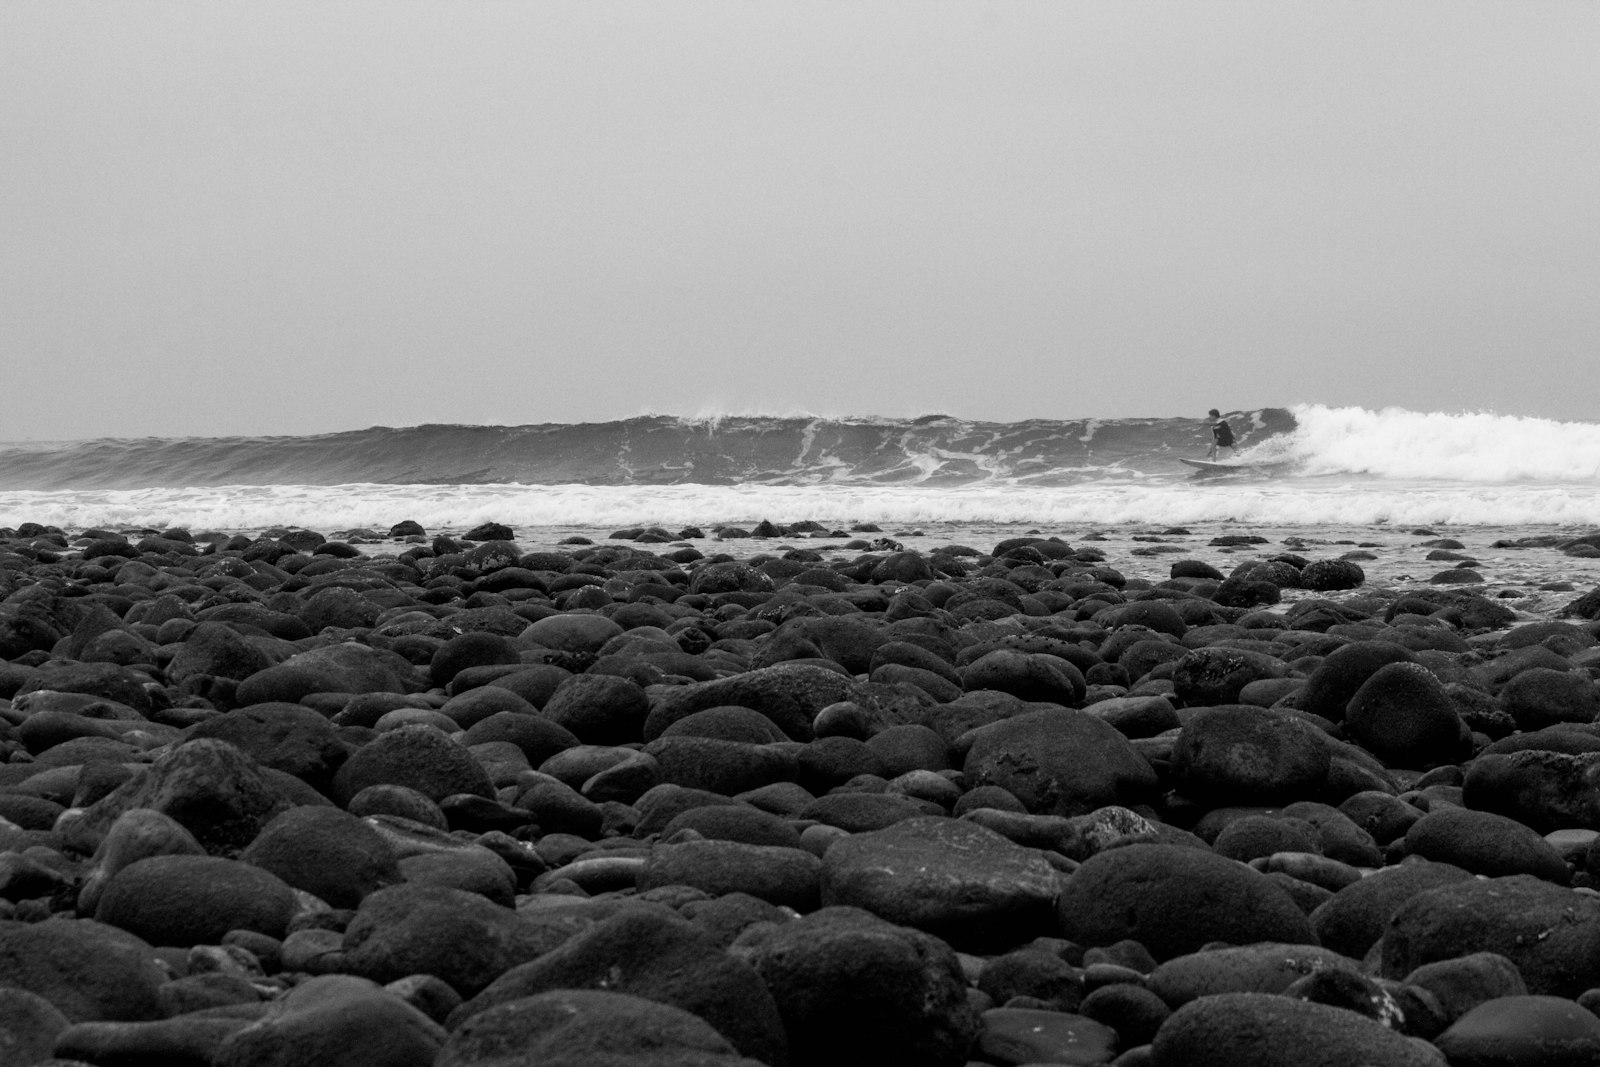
[3,515,1600,1065]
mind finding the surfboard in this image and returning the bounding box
[1180,458,1290,473]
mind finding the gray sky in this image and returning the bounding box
[4,1,1598,440]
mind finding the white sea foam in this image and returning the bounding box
[1285,405,1600,482]
[4,479,1599,533]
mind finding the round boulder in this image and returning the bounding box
[1344,661,1471,770]
[1057,843,1316,961]
[742,906,980,1067]
[1150,991,1440,1067]
[95,855,299,947]
[1171,706,1331,806]
[962,708,1160,818]
[331,724,495,806]
[820,816,1060,953]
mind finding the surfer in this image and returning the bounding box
[1206,409,1235,461]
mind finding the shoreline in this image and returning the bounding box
[113,518,1600,623]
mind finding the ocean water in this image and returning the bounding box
[0,404,1597,535]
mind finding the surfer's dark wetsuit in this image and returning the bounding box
[1207,409,1235,460]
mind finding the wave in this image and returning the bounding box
[0,405,1597,492]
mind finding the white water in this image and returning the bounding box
[1258,405,1600,482]
[3,478,1598,533]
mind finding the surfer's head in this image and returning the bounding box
[1207,409,1220,418]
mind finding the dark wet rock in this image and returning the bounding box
[1150,992,1439,1067]
[659,803,801,849]
[796,735,888,792]
[1296,640,1419,722]
[14,660,155,715]
[195,602,313,641]
[1499,666,1600,730]
[1337,793,1427,857]
[1170,706,1331,805]
[462,522,514,541]
[975,1008,1117,1066]
[1171,647,1287,707]
[299,584,384,632]
[1403,805,1570,882]
[1057,844,1316,961]
[165,621,276,687]
[644,663,865,742]
[399,844,520,906]
[1283,967,1423,1034]
[518,612,624,655]
[541,673,651,745]
[473,671,569,713]
[94,854,299,946]
[1212,814,1321,862]
[346,784,448,829]
[429,631,523,689]
[0,987,70,1066]
[156,972,263,1016]
[1403,951,1529,1025]
[63,739,295,857]
[13,705,147,755]
[1344,661,1471,770]
[331,724,495,805]
[643,735,799,796]
[75,808,206,915]
[740,906,980,1067]
[750,616,887,675]
[1147,942,1364,1008]
[235,642,413,706]
[448,908,786,1066]
[437,988,759,1067]
[437,685,537,730]
[1380,874,1600,998]
[1212,575,1282,608]
[0,918,166,1022]
[821,816,1059,952]
[460,711,580,766]
[639,838,822,911]
[1097,601,1187,639]
[1472,643,1577,691]
[865,722,952,774]
[1300,558,1366,591]
[1310,856,1476,960]
[1481,724,1600,756]
[976,949,1084,1011]
[184,702,349,791]
[1433,994,1600,1067]
[342,883,571,997]
[660,705,791,745]
[631,783,743,836]
[214,974,444,1067]
[962,708,1159,817]
[239,806,403,909]
[678,893,790,950]
[1078,983,1170,1047]
[1273,800,1384,867]
[960,649,1085,706]
[870,640,961,685]
[1462,750,1600,833]
[513,780,603,838]
[52,1014,251,1066]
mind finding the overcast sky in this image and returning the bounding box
[4,1,1597,441]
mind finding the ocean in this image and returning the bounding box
[1,404,1598,536]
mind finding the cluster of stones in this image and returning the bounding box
[3,519,1600,1066]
